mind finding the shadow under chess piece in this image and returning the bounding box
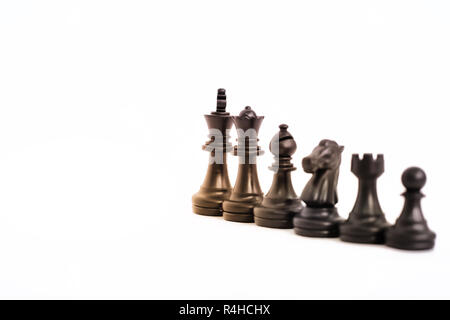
[222,106,264,223]
[293,140,344,237]
[192,88,233,216]
[340,154,391,244]
[386,167,436,250]
[254,124,303,229]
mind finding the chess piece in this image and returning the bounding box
[386,167,436,250]
[293,140,344,237]
[254,124,303,228]
[222,106,264,223]
[340,154,391,244]
[192,89,233,216]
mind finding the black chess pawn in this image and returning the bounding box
[340,154,391,244]
[386,167,436,250]
[293,140,344,237]
[222,106,264,223]
[254,124,303,228]
[192,89,233,216]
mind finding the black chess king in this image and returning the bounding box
[192,89,233,216]
[222,106,264,223]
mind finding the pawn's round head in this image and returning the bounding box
[402,167,427,191]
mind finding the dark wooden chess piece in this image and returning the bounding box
[192,89,233,216]
[254,124,303,228]
[293,140,344,237]
[386,167,436,250]
[222,106,264,223]
[340,154,391,244]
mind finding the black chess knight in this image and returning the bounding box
[222,106,264,223]
[254,124,303,228]
[386,167,436,250]
[293,140,344,237]
[340,154,391,244]
[192,89,233,216]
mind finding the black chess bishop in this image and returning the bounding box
[254,124,303,229]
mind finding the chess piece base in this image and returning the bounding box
[254,217,292,229]
[254,199,302,229]
[340,233,383,244]
[223,211,254,223]
[340,220,390,244]
[386,227,436,251]
[293,207,343,238]
[192,187,231,217]
[222,192,263,223]
[192,205,222,216]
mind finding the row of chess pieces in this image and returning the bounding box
[192,89,436,251]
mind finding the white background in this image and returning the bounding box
[0,1,449,299]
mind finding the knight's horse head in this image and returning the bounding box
[300,139,344,207]
[302,139,344,173]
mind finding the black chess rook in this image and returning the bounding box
[340,154,391,244]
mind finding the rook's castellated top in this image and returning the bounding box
[351,154,384,178]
